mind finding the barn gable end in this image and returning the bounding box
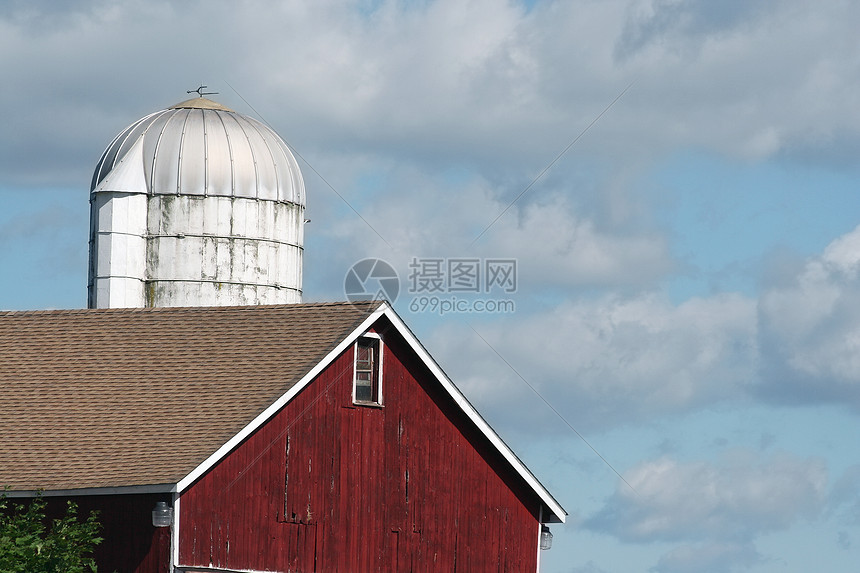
[178,313,550,572]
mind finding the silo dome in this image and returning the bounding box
[88,96,305,308]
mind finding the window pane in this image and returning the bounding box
[355,384,372,402]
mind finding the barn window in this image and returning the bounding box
[354,335,382,405]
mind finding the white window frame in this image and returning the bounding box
[353,333,383,406]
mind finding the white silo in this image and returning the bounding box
[88,96,305,308]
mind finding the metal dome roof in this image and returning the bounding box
[91,98,304,205]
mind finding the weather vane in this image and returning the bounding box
[187,85,218,97]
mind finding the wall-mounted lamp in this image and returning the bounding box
[152,501,173,528]
[540,525,553,550]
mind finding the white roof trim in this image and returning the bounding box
[172,493,181,568]
[176,303,566,523]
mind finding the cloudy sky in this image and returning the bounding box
[2,0,860,571]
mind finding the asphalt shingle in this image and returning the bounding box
[0,302,380,491]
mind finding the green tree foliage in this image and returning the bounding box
[0,491,103,573]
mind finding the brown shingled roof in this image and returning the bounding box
[0,302,381,492]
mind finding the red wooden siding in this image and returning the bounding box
[179,320,541,572]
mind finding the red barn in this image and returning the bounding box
[1,301,565,572]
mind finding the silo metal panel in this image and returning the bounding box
[91,134,125,190]
[151,196,184,236]
[109,116,154,177]
[224,236,241,282]
[244,122,278,201]
[201,196,219,238]
[92,136,149,195]
[257,284,272,304]
[178,236,202,281]
[273,203,289,243]
[150,111,185,195]
[257,202,275,242]
[146,196,163,235]
[92,111,161,191]
[215,236,232,280]
[243,198,261,239]
[184,196,205,236]
[222,114,256,198]
[104,230,126,277]
[105,232,146,279]
[255,199,270,239]
[276,150,298,204]
[89,192,147,310]
[273,242,288,285]
[94,193,116,233]
[274,203,301,244]
[179,110,206,196]
[290,161,306,205]
[201,235,218,280]
[215,197,233,238]
[292,205,303,244]
[244,116,301,204]
[203,111,234,197]
[190,282,210,307]
[240,240,258,284]
[279,250,300,296]
[146,236,167,279]
[271,137,306,205]
[141,112,174,194]
[239,198,258,239]
[92,277,144,309]
[159,236,180,279]
[95,235,113,281]
[241,283,256,305]
[231,198,248,239]
[271,140,303,204]
[256,241,272,283]
[261,242,275,283]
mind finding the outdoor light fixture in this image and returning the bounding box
[540,525,553,550]
[152,501,173,528]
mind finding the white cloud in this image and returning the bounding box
[429,291,757,432]
[608,0,860,163]
[421,222,860,437]
[302,161,676,300]
[758,224,860,408]
[3,0,860,188]
[488,195,674,288]
[584,451,826,570]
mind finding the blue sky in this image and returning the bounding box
[2,1,860,571]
